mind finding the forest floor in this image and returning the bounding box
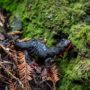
[0,0,90,90]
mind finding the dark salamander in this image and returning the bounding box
[15,39,72,64]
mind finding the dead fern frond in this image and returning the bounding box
[17,51,32,90]
[8,81,16,90]
[49,64,59,84]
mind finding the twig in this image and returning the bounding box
[0,61,12,64]
[0,44,18,64]
[0,62,24,89]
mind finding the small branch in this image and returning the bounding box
[0,44,18,64]
[0,61,24,89]
[0,61,12,64]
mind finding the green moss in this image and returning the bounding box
[0,0,90,90]
[58,58,90,90]
[66,59,90,80]
[69,24,90,48]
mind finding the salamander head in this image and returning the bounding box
[57,39,71,48]
[57,39,73,57]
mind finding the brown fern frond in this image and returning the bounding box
[49,64,59,84]
[8,81,16,90]
[17,51,32,90]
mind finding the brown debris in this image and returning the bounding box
[0,42,59,90]
[0,41,59,90]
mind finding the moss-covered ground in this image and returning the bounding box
[0,0,90,90]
